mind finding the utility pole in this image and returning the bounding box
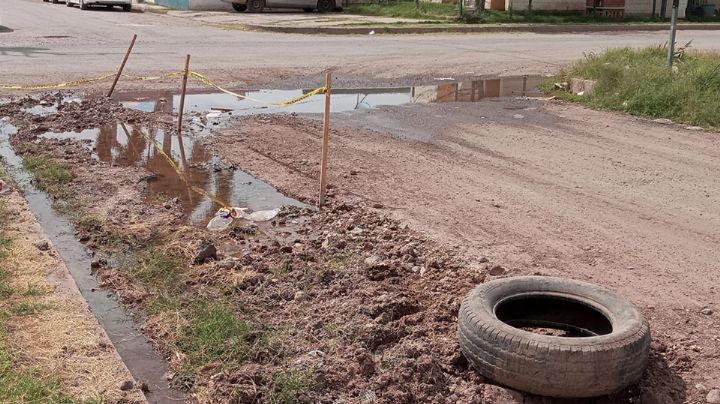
[666,0,679,68]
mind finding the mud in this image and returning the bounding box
[0,88,707,403]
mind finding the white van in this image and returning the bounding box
[66,0,132,11]
[221,0,340,12]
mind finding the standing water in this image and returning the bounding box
[0,121,184,403]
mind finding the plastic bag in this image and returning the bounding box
[206,216,232,231]
[241,208,280,222]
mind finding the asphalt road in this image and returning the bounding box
[2,0,720,89]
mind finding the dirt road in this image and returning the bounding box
[3,0,720,90]
[211,98,720,403]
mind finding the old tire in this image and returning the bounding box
[246,0,263,12]
[316,0,333,12]
[458,276,650,398]
[232,3,247,11]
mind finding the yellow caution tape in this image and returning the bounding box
[188,70,326,107]
[273,86,326,106]
[118,123,230,209]
[0,74,115,90]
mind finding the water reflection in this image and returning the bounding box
[42,124,304,224]
[114,75,547,115]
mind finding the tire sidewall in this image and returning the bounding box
[458,276,650,398]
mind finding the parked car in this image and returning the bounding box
[66,0,132,11]
[221,0,340,12]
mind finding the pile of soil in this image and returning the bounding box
[0,94,691,403]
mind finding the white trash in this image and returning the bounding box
[241,208,280,222]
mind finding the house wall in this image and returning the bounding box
[148,0,234,10]
[189,0,234,10]
[506,0,585,11]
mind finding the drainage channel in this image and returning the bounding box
[0,121,184,404]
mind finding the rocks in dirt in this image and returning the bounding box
[163,197,179,209]
[707,389,720,404]
[478,256,489,263]
[372,203,384,209]
[135,380,149,392]
[652,118,674,125]
[685,126,704,131]
[119,380,134,391]
[365,261,399,281]
[293,291,308,301]
[488,265,506,276]
[480,384,523,404]
[33,240,50,251]
[193,242,217,265]
[90,258,107,270]
[700,307,713,315]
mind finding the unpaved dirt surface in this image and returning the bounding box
[0,175,146,403]
[0,93,693,403]
[207,100,720,403]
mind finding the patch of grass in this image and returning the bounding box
[21,284,42,297]
[268,369,314,404]
[346,1,661,23]
[21,156,72,199]
[0,317,78,404]
[126,249,183,293]
[75,215,102,233]
[10,302,51,316]
[177,299,253,372]
[460,9,658,24]
[346,1,456,20]
[0,270,12,298]
[549,46,720,128]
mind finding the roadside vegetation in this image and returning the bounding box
[0,169,80,404]
[345,0,663,23]
[548,46,720,128]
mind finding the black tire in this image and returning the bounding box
[458,276,650,398]
[66,0,73,6]
[52,0,59,4]
[316,0,333,12]
[232,3,247,11]
[122,4,131,11]
[80,0,89,9]
[246,0,263,12]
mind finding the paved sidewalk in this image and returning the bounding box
[134,2,720,34]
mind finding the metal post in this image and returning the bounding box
[107,34,137,98]
[177,55,190,134]
[318,72,332,207]
[666,0,679,68]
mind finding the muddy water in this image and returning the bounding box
[0,121,183,404]
[114,75,547,115]
[40,123,305,224]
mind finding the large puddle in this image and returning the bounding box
[0,121,184,404]
[40,123,305,224]
[114,75,547,115]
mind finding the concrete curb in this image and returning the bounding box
[240,22,720,35]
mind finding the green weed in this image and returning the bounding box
[127,249,183,293]
[178,299,252,371]
[551,46,720,128]
[10,302,50,316]
[268,369,314,404]
[21,156,72,199]
[21,284,42,297]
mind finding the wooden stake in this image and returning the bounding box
[107,34,137,98]
[177,54,191,135]
[318,72,332,207]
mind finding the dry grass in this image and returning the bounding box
[0,176,145,403]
